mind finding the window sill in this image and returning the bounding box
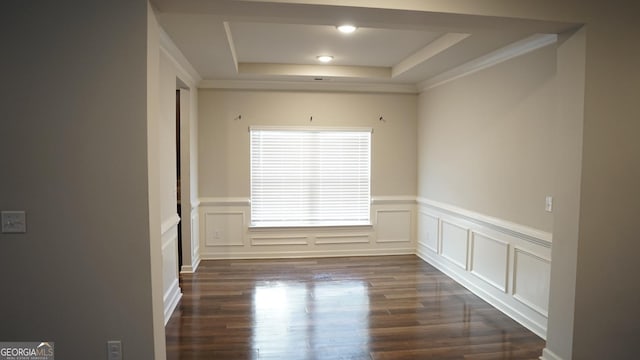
[249,221,372,231]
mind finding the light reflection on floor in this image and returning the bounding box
[252,280,369,359]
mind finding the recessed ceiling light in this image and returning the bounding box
[316,55,334,63]
[337,25,357,34]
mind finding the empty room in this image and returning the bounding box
[1,1,638,360]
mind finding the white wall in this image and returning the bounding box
[198,89,417,258]
[0,2,159,358]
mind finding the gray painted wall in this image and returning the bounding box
[0,1,158,358]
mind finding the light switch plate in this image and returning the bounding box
[545,196,553,213]
[1,211,26,233]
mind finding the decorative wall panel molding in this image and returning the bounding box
[470,232,509,292]
[440,220,469,270]
[161,213,180,235]
[513,248,551,317]
[315,234,371,245]
[375,209,412,243]
[418,211,439,253]
[199,197,414,259]
[250,235,309,246]
[163,278,182,326]
[416,198,551,338]
[181,210,201,273]
[204,211,245,247]
[161,220,181,325]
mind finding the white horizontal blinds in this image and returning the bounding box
[250,128,371,226]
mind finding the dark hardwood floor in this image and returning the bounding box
[165,255,545,359]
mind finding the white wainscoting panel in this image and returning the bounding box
[440,221,469,270]
[250,235,309,246]
[418,211,439,253]
[416,197,552,339]
[375,209,412,243]
[198,197,415,259]
[513,248,551,316]
[315,234,371,245]
[204,211,245,247]
[470,232,509,292]
[181,210,201,273]
[161,214,182,324]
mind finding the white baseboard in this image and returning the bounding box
[540,348,563,360]
[201,247,413,260]
[180,253,201,273]
[163,278,182,325]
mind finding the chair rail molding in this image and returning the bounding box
[417,197,552,247]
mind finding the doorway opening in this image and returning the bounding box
[176,89,182,271]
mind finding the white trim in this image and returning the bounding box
[199,197,250,207]
[160,213,180,235]
[439,220,469,270]
[315,234,370,245]
[249,125,372,133]
[418,33,558,92]
[223,22,239,73]
[163,278,182,325]
[158,28,202,86]
[198,196,417,207]
[393,33,470,78]
[417,197,552,247]
[181,253,201,274]
[469,231,509,293]
[198,79,418,94]
[540,348,564,360]
[371,196,416,205]
[200,247,413,260]
[512,247,551,317]
[251,235,309,246]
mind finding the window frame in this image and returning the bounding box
[249,126,372,228]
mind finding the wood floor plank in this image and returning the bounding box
[166,255,544,359]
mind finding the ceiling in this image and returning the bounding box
[152,0,577,89]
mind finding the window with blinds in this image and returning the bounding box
[250,127,371,227]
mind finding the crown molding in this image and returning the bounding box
[418,33,558,92]
[392,32,470,78]
[198,79,418,94]
[159,28,202,87]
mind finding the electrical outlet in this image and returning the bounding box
[107,340,122,360]
[1,211,26,233]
